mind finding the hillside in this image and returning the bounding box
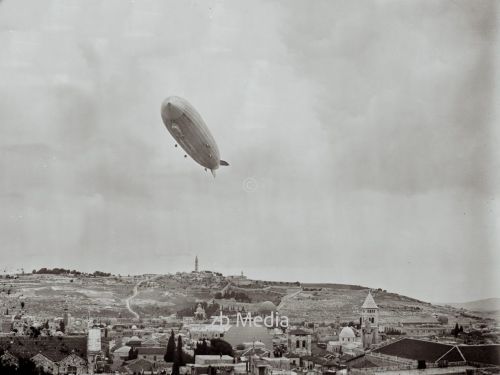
[0,273,491,326]
[0,274,136,318]
[277,286,479,324]
[442,298,500,313]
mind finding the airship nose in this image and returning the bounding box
[161,99,184,121]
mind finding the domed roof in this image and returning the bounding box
[259,301,277,311]
[224,325,273,349]
[126,335,142,343]
[339,326,355,338]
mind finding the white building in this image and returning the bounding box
[186,323,228,341]
[327,327,362,355]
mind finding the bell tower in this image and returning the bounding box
[361,290,379,326]
[361,290,379,348]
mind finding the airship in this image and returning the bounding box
[161,96,229,177]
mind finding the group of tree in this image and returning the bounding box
[128,347,139,360]
[0,358,50,375]
[215,290,251,303]
[32,268,81,275]
[92,271,112,277]
[58,320,65,333]
[163,331,194,375]
[31,268,112,277]
[273,346,285,357]
[342,321,360,329]
[451,323,464,337]
[28,326,42,338]
[193,338,234,357]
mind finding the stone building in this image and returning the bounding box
[287,328,311,356]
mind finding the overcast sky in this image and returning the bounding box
[0,0,498,303]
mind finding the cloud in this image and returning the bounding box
[279,0,498,195]
[0,0,497,301]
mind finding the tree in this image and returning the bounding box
[20,301,25,309]
[194,339,209,356]
[29,326,41,338]
[209,339,233,356]
[164,330,176,362]
[176,336,185,366]
[452,323,459,337]
[437,316,448,325]
[201,339,209,354]
[128,347,138,360]
[172,361,180,375]
[172,337,182,375]
[59,320,65,333]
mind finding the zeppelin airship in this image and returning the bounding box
[161,96,229,177]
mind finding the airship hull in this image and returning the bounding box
[161,96,221,171]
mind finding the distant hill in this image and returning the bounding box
[0,273,491,324]
[442,298,500,313]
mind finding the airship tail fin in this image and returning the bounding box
[220,160,230,166]
[211,170,216,178]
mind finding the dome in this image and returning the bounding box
[258,301,277,312]
[339,327,355,338]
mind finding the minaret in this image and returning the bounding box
[63,306,71,333]
[195,255,199,272]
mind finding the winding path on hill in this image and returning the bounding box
[125,275,161,319]
[277,288,302,310]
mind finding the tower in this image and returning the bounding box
[195,255,199,272]
[63,306,71,333]
[87,327,102,375]
[361,290,379,348]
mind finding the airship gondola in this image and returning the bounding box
[161,96,229,177]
